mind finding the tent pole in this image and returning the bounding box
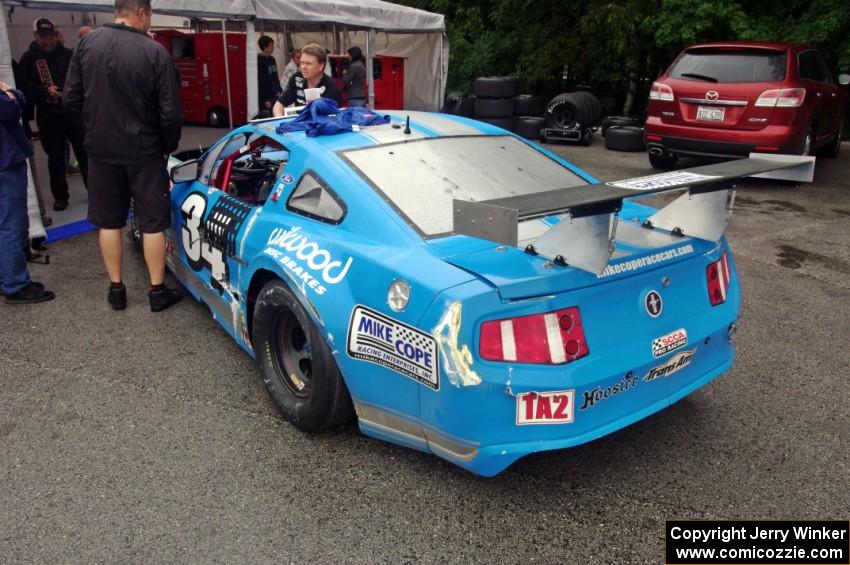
[366,30,375,110]
[221,19,234,127]
[246,20,258,120]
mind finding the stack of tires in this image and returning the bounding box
[473,76,519,131]
[602,115,645,152]
[512,94,545,140]
[543,91,601,130]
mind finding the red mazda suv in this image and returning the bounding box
[644,41,848,169]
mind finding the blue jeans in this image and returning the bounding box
[0,161,31,294]
[348,98,366,108]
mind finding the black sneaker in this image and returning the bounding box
[108,284,127,311]
[53,199,68,211]
[5,281,55,304]
[149,284,183,312]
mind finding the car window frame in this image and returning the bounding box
[285,169,348,225]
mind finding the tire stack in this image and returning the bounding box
[602,115,645,152]
[512,94,545,140]
[473,76,519,131]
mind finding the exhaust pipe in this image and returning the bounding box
[648,145,665,156]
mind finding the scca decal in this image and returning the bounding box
[652,328,688,358]
[347,305,439,390]
[516,390,575,425]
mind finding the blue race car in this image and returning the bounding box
[158,111,810,476]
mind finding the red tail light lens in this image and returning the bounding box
[480,307,589,364]
[649,81,675,102]
[706,252,732,306]
[754,88,805,108]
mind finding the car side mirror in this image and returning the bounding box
[838,73,850,86]
[170,159,200,183]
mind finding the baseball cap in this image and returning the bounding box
[33,17,56,36]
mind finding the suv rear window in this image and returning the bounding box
[668,50,787,83]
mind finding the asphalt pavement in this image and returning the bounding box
[2,129,849,564]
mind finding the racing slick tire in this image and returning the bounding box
[602,115,642,137]
[473,76,520,99]
[513,116,545,140]
[543,93,590,129]
[252,279,354,431]
[604,125,646,152]
[513,94,542,117]
[441,91,465,114]
[477,116,514,131]
[573,91,601,125]
[474,97,514,118]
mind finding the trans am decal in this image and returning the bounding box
[652,328,688,358]
[644,349,695,381]
[347,305,439,390]
[264,226,353,295]
[516,390,575,425]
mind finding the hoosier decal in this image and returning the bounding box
[347,306,439,390]
[579,374,639,410]
[644,349,695,382]
[652,328,688,358]
[516,390,575,425]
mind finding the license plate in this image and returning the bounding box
[696,106,725,122]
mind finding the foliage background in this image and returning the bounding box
[398,0,850,117]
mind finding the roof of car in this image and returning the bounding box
[684,41,815,52]
[252,110,493,153]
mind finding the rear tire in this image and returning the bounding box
[819,120,843,158]
[252,280,354,431]
[649,152,679,170]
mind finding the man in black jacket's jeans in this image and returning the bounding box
[17,17,88,211]
[63,0,184,313]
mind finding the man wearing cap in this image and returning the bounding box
[17,16,88,211]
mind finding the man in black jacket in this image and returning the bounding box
[18,17,88,211]
[63,0,184,313]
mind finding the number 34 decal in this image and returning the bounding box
[180,193,228,291]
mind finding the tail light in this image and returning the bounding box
[480,307,589,364]
[754,88,805,108]
[649,81,675,102]
[706,252,732,306]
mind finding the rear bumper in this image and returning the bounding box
[644,118,803,158]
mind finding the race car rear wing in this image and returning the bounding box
[452,154,815,275]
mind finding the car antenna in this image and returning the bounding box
[404,115,411,135]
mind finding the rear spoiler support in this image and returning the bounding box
[452,155,815,275]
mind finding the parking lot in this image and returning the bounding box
[2,128,849,564]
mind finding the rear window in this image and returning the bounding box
[341,135,588,237]
[668,50,787,83]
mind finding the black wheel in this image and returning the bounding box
[818,119,843,158]
[474,97,514,118]
[457,94,476,118]
[513,116,545,140]
[649,151,679,170]
[477,116,514,131]
[441,91,465,114]
[602,115,642,137]
[605,125,646,151]
[473,76,519,98]
[513,94,541,117]
[544,93,591,129]
[207,107,228,128]
[252,280,354,431]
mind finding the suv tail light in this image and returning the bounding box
[649,81,675,102]
[754,88,806,108]
[706,252,732,306]
[480,307,589,364]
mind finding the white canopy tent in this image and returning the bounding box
[0,0,446,239]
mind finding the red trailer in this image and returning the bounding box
[329,55,405,110]
[154,30,247,127]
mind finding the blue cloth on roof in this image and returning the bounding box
[275,98,390,137]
